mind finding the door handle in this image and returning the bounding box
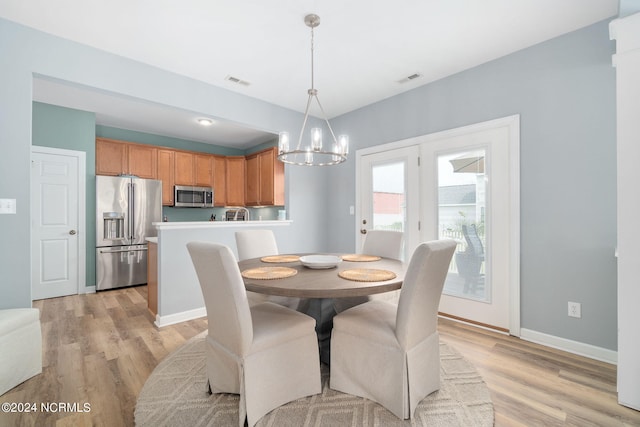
[99,248,148,254]
[69,230,77,235]
[361,219,368,234]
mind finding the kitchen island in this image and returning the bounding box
[150,220,293,327]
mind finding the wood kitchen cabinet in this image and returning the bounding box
[245,147,284,206]
[96,138,127,176]
[96,138,157,179]
[225,156,245,206]
[213,155,227,206]
[245,153,260,206]
[96,137,284,208]
[260,147,284,206]
[127,144,157,179]
[157,149,175,206]
[174,151,213,187]
[174,151,195,185]
[157,150,214,206]
[194,153,213,187]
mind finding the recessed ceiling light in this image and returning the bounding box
[197,118,213,126]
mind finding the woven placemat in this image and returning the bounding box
[241,267,297,280]
[338,268,396,282]
[260,255,300,263]
[341,254,382,262]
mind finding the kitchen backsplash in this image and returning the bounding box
[161,206,282,222]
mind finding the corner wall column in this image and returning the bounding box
[610,12,640,411]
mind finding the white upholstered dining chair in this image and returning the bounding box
[333,230,404,312]
[235,229,279,261]
[187,241,321,427]
[235,229,301,309]
[329,239,457,420]
[362,229,404,260]
[363,230,404,303]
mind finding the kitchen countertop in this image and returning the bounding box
[153,220,292,230]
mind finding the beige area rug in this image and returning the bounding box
[135,332,494,426]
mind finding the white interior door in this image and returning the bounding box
[420,119,518,332]
[357,146,420,261]
[31,147,86,300]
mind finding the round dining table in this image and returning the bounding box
[238,254,406,363]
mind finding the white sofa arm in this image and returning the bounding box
[0,308,42,396]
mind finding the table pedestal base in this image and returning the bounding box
[299,298,337,364]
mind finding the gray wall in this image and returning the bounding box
[0,17,325,307]
[32,102,97,287]
[0,15,619,353]
[325,19,618,350]
[619,0,640,17]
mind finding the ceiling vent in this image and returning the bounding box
[225,75,251,86]
[397,73,423,84]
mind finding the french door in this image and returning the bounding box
[421,123,516,331]
[357,116,519,333]
[357,146,420,261]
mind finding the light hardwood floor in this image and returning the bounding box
[1,286,639,427]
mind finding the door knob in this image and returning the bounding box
[69,230,77,235]
[360,229,367,234]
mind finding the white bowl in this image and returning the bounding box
[299,255,342,269]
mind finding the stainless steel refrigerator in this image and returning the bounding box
[96,175,162,291]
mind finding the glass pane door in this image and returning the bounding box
[372,161,406,233]
[437,149,488,302]
[359,146,420,261]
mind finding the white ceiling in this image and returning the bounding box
[1,0,618,148]
[32,77,278,149]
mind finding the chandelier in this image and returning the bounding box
[277,14,349,166]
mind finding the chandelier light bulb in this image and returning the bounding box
[278,131,289,160]
[311,128,322,151]
[338,135,349,155]
[278,131,290,153]
[332,143,340,162]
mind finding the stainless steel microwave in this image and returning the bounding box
[174,185,214,208]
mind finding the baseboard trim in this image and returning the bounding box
[155,307,207,328]
[153,311,617,363]
[82,286,96,294]
[438,312,510,334]
[520,328,617,365]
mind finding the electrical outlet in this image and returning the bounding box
[568,301,581,318]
